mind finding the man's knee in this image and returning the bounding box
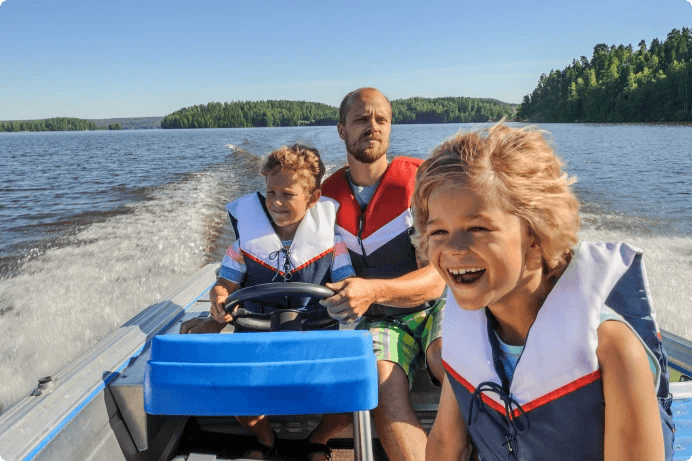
[375,360,412,414]
[377,360,409,389]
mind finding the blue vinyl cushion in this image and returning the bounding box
[144,331,378,416]
[672,397,692,460]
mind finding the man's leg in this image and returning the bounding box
[373,360,427,461]
[426,337,444,384]
[424,299,446,385]
[359,311,435,461]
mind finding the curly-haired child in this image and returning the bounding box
[181,143,355,460]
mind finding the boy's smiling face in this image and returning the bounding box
[265,169,319,240]
[425,183,535,312]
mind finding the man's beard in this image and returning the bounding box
[345,134,388,164]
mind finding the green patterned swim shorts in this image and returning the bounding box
[356,298,444,385]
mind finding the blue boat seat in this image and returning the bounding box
[144,331,378,417]
[672,397,692,460]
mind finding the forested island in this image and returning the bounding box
[392,97,515,124]
[517,27,692,122]
[160,97,517,129]
[0,117,124,132]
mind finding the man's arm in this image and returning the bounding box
[321,263,445,322]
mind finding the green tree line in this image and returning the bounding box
[517,27,692,122]
[161,97,517,129]
[0,117,105,132]
[161,100,339,129]
[392,97,515,123]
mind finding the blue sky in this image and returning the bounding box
[1,0,691,120]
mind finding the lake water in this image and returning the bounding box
[0,123,690,413]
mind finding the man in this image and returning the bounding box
[307,88,446,461]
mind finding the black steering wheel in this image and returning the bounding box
[224,282,336,331]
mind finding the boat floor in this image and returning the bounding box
[175,429,387,460]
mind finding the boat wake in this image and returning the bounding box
[580,205,692,340]
[0,166,247,415]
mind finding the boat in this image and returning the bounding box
[0,263,691,461]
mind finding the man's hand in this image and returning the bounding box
[320,277,378,324]
[179,316,226,334]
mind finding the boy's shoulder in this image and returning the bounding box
[225,192,263,219]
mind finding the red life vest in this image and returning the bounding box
[321,157,431,318]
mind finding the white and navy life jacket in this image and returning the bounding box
[321,156,430,318]
[442,241,673,460]
[225,192,349,315]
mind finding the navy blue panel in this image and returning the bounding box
[350,230,418,274]
[448,372,674,460]
[242,254,332,317]
[229,213,239,240]
[605,253,671,404]
[448,373,605,461]
[348,230,430,318]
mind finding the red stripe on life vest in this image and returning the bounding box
[291,247,333,273]
[242,251,286,276]
[442,359,508,415]
[516,370,601,416]
[242,247,334,276]
[443,359,602,418]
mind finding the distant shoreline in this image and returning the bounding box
[0,116,165,132]
[3,117,691,133]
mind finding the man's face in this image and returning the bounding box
[338,90,391,164]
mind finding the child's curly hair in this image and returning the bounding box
[260,143,326,193]
[412,121,580,274]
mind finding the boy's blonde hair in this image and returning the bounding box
[412,122,580,273]
[261,144,326,193]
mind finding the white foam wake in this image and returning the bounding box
[0,171,226,414]
[580,217,692,339]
